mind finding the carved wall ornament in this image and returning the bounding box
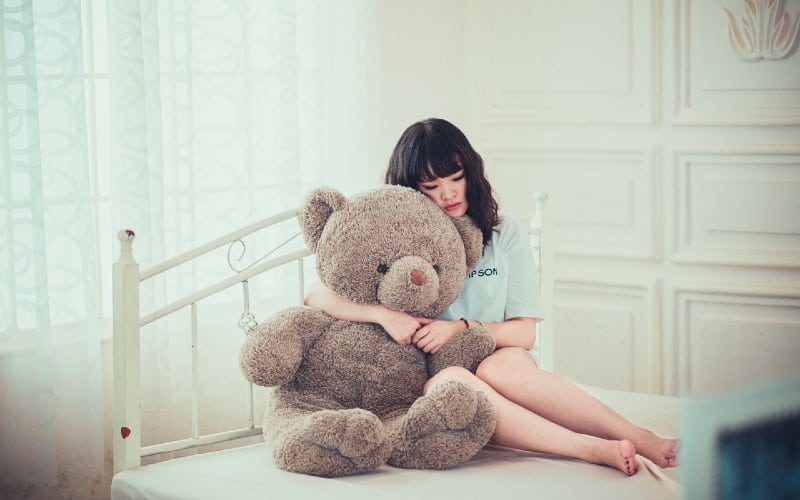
[723,0,800,61]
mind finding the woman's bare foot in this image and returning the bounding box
[586,438,637,476]
[615,440,638,475]
[633,430,678,468]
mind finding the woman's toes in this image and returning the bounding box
[619,440,637,476]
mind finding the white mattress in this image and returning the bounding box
[111,386,681,500]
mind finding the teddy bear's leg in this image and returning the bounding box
[386,379,496,470]
[268,407,393,477]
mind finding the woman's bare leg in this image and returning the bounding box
[427,367,637,475]
[476,347,678,468]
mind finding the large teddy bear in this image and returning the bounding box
[239,185,497,478]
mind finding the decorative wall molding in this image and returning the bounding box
[675,0,800,125]
[723,0,800,61]
[671,146,800,268]
[672,284,800,396]
[484,146,661,260]
[553,279,661,393]
[479,0,660,124]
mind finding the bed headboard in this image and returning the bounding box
[112,192,550,474]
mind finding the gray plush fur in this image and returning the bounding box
[240,185,497,478]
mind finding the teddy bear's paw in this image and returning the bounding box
[417,379,496,433]
[273,409,393,477]
[311,408,389,458]
[426,379,482,429]
[388,380,496,469]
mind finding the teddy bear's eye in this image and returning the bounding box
[432,264,441,274]
[377,263,389,274]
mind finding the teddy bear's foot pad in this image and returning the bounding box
[273,408,392,477]
[388,379,496,469]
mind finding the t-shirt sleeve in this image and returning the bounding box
[501,216,545,321]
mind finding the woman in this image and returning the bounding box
[305,118,678,475]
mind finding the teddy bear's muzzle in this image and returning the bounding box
[377,256,439,314]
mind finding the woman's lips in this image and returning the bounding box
[445,202,461,211]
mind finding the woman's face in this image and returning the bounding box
[417,169,468,218]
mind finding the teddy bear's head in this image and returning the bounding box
[299,185,483,318]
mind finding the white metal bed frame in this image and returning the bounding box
[111,192,551,475]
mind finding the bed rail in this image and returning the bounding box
[527,192,553,371]
[113,192,550,474]
[112,209,312,474]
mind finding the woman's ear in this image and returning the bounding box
[299,187,347,253]
[451,215,484,272]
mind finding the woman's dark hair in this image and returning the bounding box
[385,118,499,246]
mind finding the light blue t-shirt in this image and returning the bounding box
[441,214,544,356]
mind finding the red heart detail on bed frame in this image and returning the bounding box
[121,426,131,439]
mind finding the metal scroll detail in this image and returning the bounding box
[226,231,301,273]
[228,231,302,334]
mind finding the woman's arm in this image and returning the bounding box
[479,317,538,350]
[413,316,538,354]
[304,281,425,345]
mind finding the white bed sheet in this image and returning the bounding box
[111,385,681,500]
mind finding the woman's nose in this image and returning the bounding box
[441,183,454,199]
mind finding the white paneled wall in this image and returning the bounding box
[674,286,800,394]
[479,0,659,124]
[485,148,662,260]
[553,279,662,393]
[366,0,800,397]
[672,148,800,268]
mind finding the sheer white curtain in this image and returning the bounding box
[1,0,368,497]
[0,1,104,498]
[108,0,370,277]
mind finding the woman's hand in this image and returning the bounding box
[374,308,430,345]
[305,281,428,345]
[411,319,463,354]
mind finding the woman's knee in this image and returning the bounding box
[476,347,536,384]
[424,366,474,392]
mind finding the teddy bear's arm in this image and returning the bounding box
[239,305,333,387]
[427,324,496,376]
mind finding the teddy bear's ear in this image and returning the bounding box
[452,215,484,272]
[299,187,347,253]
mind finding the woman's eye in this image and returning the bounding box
[377,263,389,274]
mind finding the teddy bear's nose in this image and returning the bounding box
[410,269,426,286]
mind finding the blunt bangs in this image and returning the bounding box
[412,132,463,184]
